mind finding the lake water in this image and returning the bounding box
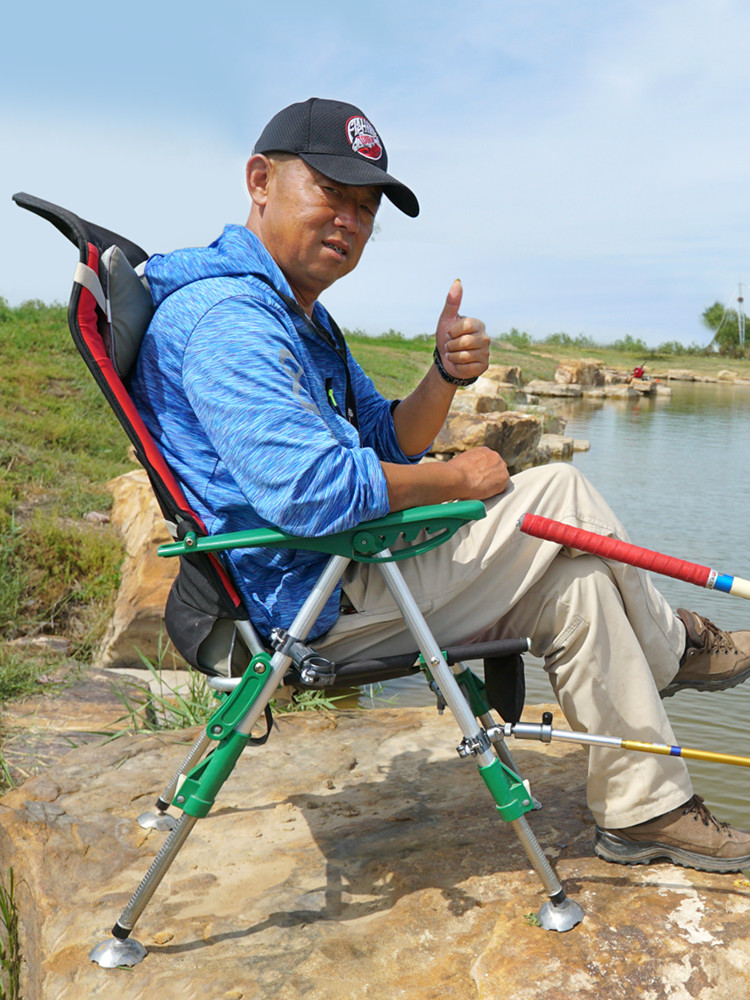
[377,379,750,830]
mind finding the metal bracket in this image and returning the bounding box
[270,628,336,688]
[478,756,535,822]
[429,680,447,714]
[539,711,553,742]
[456,731,492,758]
[501,711,555,745]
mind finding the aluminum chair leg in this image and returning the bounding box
[511,815,584,931]
[91,554,350,967]
[375,556,583,932]
[92,674,280,968]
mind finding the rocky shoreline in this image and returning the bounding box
[648,367,750,384]
[433,358,750,474]
[3,696,750,999]
[430,359,649,475]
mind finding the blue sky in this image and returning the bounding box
[3,0,749,346]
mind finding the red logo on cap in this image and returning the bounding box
[346,116,383,162]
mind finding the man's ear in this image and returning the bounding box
[246,154,273,207]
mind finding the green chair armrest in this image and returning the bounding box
[158,500,487,563]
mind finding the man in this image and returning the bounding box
[132,97,750,872]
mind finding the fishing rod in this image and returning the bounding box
[488,711,750,768]
[513,515,750,771]
[519,513,750,601]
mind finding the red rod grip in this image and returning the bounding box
[520,514,712,588]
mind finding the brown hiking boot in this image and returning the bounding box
[594,795,750,872]
[659,609,750,698]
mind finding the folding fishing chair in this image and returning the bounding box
[13,192,584,969]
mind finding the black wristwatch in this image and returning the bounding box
[433,347,479,387]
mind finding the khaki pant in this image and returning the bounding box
[317,463,693,828]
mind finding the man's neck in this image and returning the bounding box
[244,218,317,317]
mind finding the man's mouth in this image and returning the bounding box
[323,240,348,258]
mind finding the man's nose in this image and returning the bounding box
[334,198,360,232]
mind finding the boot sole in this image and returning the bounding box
[594,827,750,873]
[660,665,750,699]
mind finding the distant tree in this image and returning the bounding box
[655,340,682,355]
[544,331,596,349]
[701,301,746,356]
[543,332,573,346]
[502,327,533,349]
[612,334,649,354]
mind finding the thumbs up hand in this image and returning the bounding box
[434,279,490,384]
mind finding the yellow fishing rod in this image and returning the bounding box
[488,711,750,768]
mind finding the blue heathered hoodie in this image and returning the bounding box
[130,225,423,640]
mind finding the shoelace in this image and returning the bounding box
[690,614,737,654]
[684,794,729,832]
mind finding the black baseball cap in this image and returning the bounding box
[253,98,419,218]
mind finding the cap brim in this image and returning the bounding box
[299,152,419,218]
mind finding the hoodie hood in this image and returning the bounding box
[145,225,292,307]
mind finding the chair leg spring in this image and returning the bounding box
[89,812,199,967]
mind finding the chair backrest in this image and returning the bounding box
[12,192,249,672]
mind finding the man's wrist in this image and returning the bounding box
[433,347,479,387]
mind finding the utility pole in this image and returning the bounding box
[738,283,745,349]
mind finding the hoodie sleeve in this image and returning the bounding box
[343,346,431,463]
[182,294,391,537]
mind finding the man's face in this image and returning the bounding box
[251,156,381,314]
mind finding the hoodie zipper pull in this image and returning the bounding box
[325,378,343,418]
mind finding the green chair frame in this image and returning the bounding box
[90,501,583,968]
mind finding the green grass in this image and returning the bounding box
[110,633,221,732]
[274,688,351,713]
[0,646,76,703]
[0,300,131,674]
[0,868,20,1000]
[108,635,362,733]
[345,328,561,393]
[0,647,82,790]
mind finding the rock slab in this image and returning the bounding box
[1,704,749,999]
[95,469,178,671]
